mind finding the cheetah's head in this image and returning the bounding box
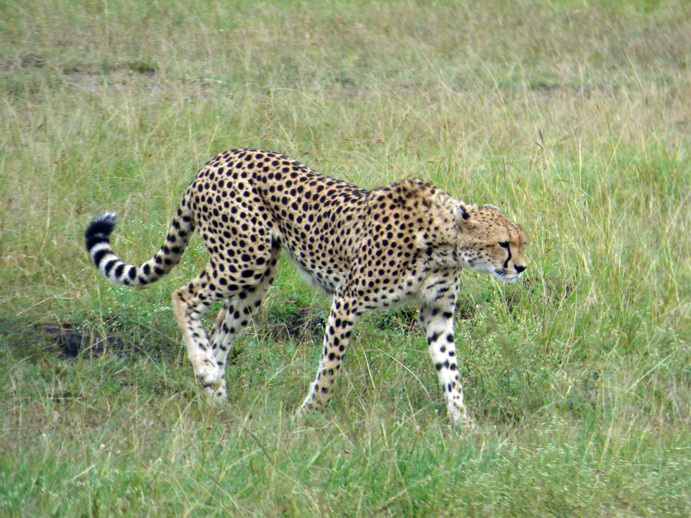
[448,201,527,282]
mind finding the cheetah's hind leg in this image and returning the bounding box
[172,263,234,400]
[208,244,281,401]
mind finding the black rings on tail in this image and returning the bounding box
[85,203,195,286]
[85,212,136,285]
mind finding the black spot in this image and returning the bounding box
[427,332,441,345]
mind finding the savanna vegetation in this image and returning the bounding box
[1,0,689,515]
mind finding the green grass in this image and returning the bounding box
[1,0,689,515]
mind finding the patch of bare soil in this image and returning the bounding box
[260,306,325,343]
[38,323,130,359]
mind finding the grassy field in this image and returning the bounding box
[1,0,689,515]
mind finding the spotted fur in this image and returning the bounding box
[85,148,527,427]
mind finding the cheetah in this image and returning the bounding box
[85,148,526,427]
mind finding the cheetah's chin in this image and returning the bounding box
[494,272,521,283]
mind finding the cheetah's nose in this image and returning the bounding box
[514,265,526,274]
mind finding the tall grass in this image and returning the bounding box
[1,0,689,515]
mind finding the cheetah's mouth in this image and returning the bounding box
[494,269,521,283]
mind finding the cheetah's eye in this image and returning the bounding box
[499,241,509,248]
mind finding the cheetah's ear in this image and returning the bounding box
[483,203,500,211]
[455,204,471,221]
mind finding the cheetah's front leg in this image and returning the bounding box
[298,297,358,416]
[419,303,474,429]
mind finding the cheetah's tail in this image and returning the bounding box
[85,196,196,287]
